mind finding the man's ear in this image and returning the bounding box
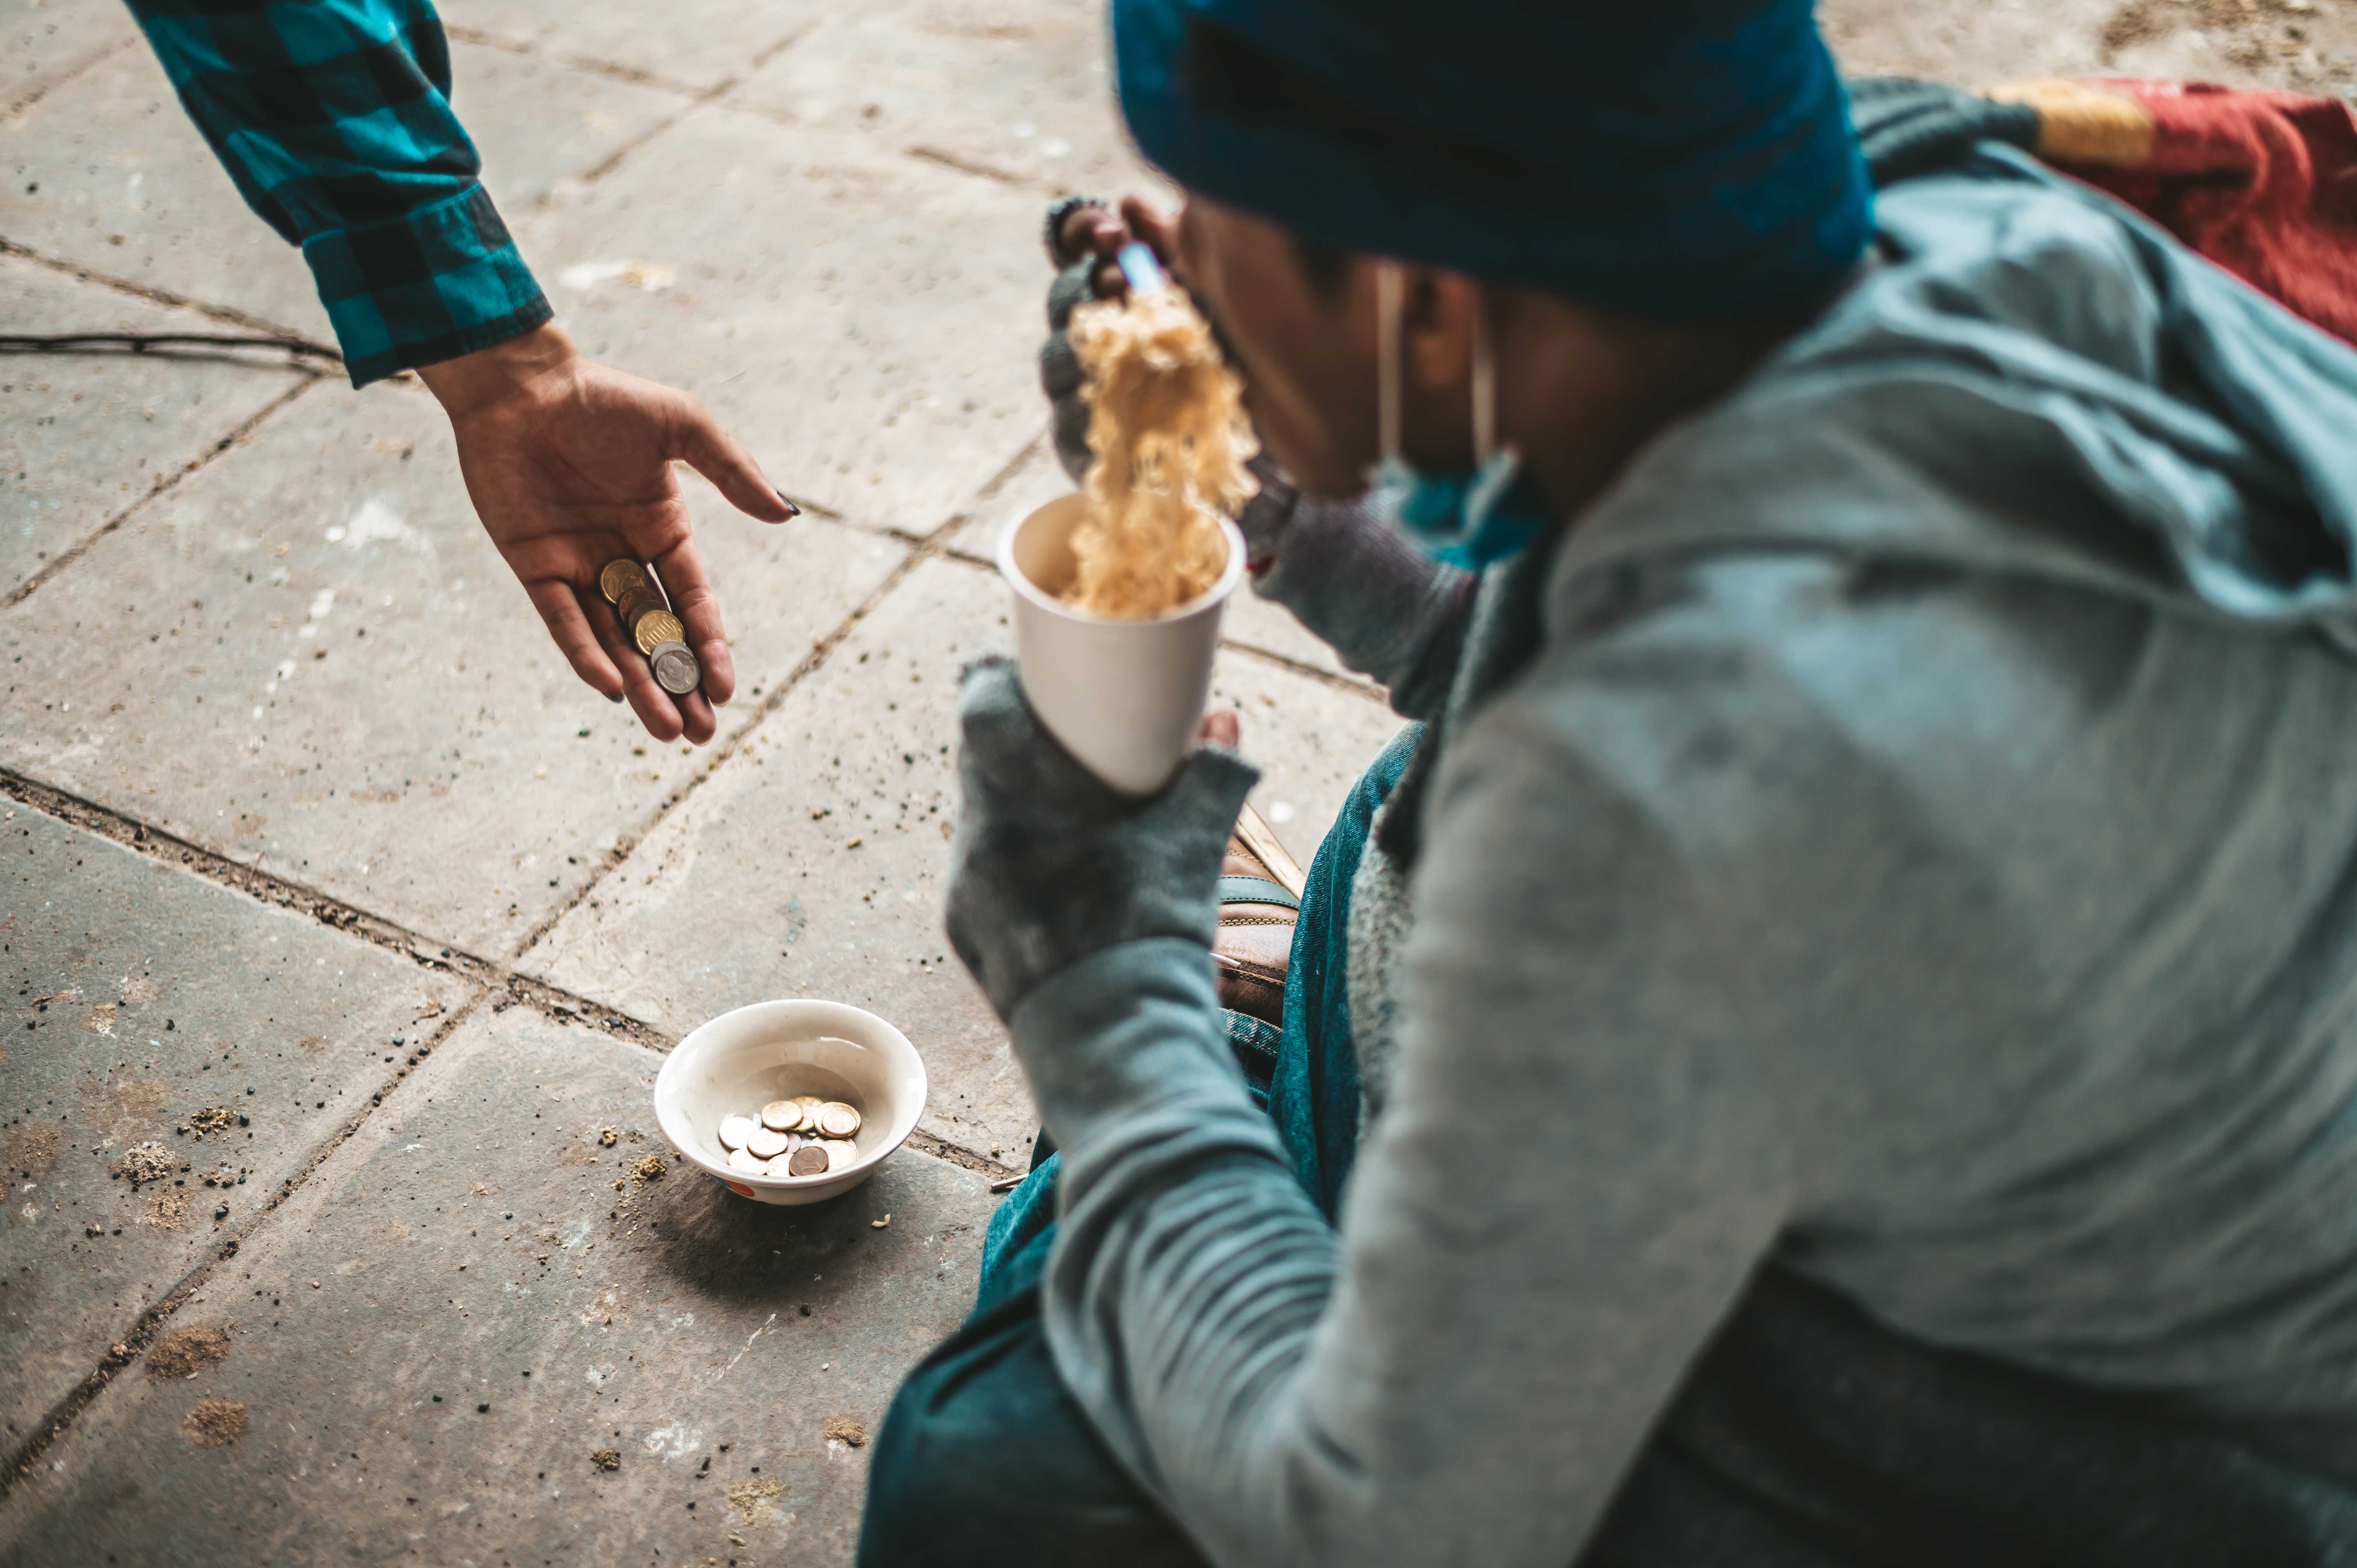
[1403,268,1479,398]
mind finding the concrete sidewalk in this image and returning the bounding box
[4,0,2352,1562]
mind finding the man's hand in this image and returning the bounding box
[416,323,795,744]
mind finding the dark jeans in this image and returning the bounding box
[860,729,2357,1568]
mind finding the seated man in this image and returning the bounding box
[866,1,2357,1563]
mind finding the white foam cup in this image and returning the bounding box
[997,494,1248,795]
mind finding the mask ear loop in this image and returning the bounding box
[1376,261,1403,465]
[1470,288,1498,467]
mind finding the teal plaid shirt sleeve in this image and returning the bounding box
[127,0,552,386]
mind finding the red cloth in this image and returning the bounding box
[2065,81,2357,348]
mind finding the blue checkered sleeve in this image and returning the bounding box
[128,0,552,386]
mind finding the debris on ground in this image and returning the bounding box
[147,1326,233,1379]
[626,1154,665,1185]
[870,1214,891,1230]
[6,1120,62,1179]
[188,1106,237,1139]
[114,1141,177,1186]
[823,1415,867,1448]
[597,1127,620,1147]
[184,1397,247,1446]
[144,1187,192,1229]
[727,1476,786,1525]
[590,1448,620,1471]
[198,1163,243,1188]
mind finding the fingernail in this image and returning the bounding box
[608,692,624,704]
[775,489,801,518]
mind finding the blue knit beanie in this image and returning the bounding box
[1114,0,1872,320]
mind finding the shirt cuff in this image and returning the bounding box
[301,183,554,388]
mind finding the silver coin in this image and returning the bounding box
[717,1114,758,1151]
[650,640,700,696]
[821,1138,859,1173]
[746,1126,790,1160]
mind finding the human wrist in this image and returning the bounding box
[414,321,582,418]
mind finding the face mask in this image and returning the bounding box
[1365,262,1555,570]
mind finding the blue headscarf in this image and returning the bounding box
[1114,0,1872,320]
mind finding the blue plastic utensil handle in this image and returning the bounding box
[1117,242,1168,295]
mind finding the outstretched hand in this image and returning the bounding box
[416,323,796,744]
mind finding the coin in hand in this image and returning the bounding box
[634,609,685,656]
[599,559,649,604]
[615,584,668,630]
[651,641,701,696]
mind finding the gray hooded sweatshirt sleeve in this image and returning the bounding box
[1007,148,2357,1566]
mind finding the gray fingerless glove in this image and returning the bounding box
[1041,260,1097,484]
[945,658,1261,1022]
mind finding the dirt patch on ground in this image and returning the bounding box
[143,1187,192,1230]
[81,1002,118,1036]
[82,1078,168,1140]
[119,975,159,1005]
[147,1325,233,1379]
[727,1477,786,1524]
[7,1121,63,1179]
[822,1414,867,1448]
[184,1397,247,1446]
[298,1035,325,1056]
[187,1105,236,1139]
[590,1448,620,1471]
[113,1140,177,1184]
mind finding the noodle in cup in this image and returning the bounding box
[998,496,1247,795]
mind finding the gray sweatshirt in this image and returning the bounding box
[1007,147,2357,1566]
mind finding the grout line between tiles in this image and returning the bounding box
[0,239,339,355]
[0,981,493,1491]
[0,776,1018,1148]
[1,375,326,614]
[442,25,712,98]
[1,35,140,122]
[501,429,1050,964]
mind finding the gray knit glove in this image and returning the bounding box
[945,659,1260,1022]
[1041,258,1098,483]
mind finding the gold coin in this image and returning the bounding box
[746,1126,789,1160]
[725,1145,767,1176]
[815,1102,861,1139]
[717,1114,757,1151]
[633,609,684,655]
[599,559,648,605]
[760,1100,799,1132]
[821,1139,859,1172]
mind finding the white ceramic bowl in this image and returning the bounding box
[998,494,1247,796]
[654,1000,927,1206]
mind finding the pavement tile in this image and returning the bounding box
[735,0,1156,196]
[0,799,468,1451]
[2,0,137,114]
[512,104,1048,536]
[0,384,905,957]
[522,554,1403,1159]
[442,0,825,94]
[2,256,311,598]
[1819,0,2357,90]
[0,1003,994,1568]
[2,39,690,341]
